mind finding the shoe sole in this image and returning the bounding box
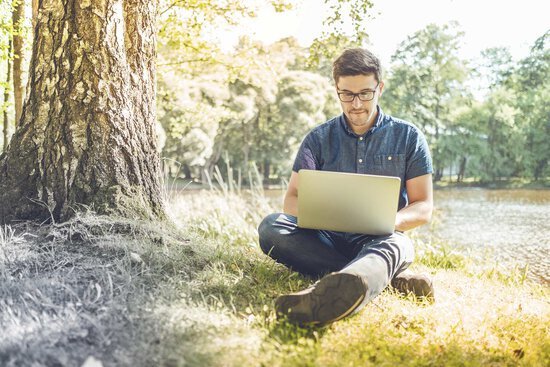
[275,273,368,325]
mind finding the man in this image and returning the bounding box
[258,48,434,326]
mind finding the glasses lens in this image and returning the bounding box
[339,93,354,102]
[358,92,374,101]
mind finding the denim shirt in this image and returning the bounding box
[292,106,433,211]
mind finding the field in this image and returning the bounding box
[0,189,548,366]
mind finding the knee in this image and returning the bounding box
[393,232,414,263]
[258,213,283,255]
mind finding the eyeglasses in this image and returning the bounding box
[337,83,379,102]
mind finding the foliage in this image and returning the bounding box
[383,22,471,181]
[510,31,550,180]
[157,0,295,79]
[307,0,375,69]
[1,1,547,183]
[156,2,550,185]
[384,23,548,183]
[158,36,339,182]
[155,0,382,184]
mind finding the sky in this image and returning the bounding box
[219,0,549,67]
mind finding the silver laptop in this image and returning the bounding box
[297,169,401,235]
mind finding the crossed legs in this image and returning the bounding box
[258,213,416,324]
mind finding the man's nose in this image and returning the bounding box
[352,96,363,108]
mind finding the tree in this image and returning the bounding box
[12,0,24,124]
[200,37,338,182]
[2,38,9,153]
[512,31,550,180]
[384,22,470,181]
[157,70,230,179]
[0,0,164,223]
[307,0,374,68]
[475,47,513,91]
[454,90,521,182]
[256,70,339,179]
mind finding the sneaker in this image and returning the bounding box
[275,272,368,325]
[391,271,435,301]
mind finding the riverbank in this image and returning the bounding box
[433,177,550,190]
[165,176,550,193]
[1,191,548,366]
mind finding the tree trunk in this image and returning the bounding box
[12,0,24,125]
[458,156,466,183]
[263,160,270,183]
[0,0,164,223]
[2,40,12,153]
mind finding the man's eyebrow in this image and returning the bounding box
[337,88,376,93]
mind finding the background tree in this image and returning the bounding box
[0,0,164,223]
[256,69,338,180]
[1,37,9,152]
[511,31,550,180]
[307,0,374,68]
[11,0,24,124]
[1,0,12,151]
[384,22,470,181]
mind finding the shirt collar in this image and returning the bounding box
[339,105,385,137]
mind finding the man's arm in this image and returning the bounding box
[283,171,299,217]
[395,173,433,232]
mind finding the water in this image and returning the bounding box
[264,188,550,284]
[428,189,550,284]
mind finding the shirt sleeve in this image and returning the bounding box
[405,128,433,180]
[292,133,319,172]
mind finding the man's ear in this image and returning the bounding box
[378,81,385,96]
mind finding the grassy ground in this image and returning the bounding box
[0,189,548,366]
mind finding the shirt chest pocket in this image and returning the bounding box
[373,153,406,177]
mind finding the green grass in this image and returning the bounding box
[0,190,548,366]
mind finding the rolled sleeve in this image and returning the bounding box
[405,129,433,180]
[292,133,319,172]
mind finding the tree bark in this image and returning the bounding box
[0,0,164,223]
[32,0,39,30]
[12,0,25,125]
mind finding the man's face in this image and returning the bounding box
[336,74,384,134]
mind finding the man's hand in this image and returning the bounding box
[283,171,299,217]
[395,173,433,232]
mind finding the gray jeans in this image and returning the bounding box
[258,213,415,306]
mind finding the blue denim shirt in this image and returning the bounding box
[292,106,433,210]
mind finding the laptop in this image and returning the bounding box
[297,169,401,235]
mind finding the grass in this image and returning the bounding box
[0,188,548,366]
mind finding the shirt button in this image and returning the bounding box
[388,156,392,160]
[359,137,363,141]
[358,159,363,163]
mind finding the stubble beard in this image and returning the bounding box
[347,108,372,128]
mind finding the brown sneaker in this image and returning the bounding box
[275,272,368,325]
[391,271,435,302]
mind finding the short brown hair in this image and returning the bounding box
[332,48,383,84]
